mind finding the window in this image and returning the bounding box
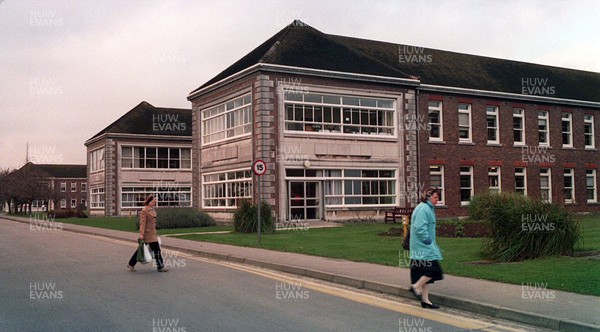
[71,199,77,209]
[122,186,192,208]
[202,94,252,144]
[538,111,549,146]
[460,166,473,205]
[429,165,444,205]
[90,187,105,208]
[515,167,527,195]
[90,148,105,172]
[584,115,595,149]
[488,167,501,194]
[458,104,472,143]
[284,168,396,207]
[513,108,525,145]
[486,106,499,144]
[71,182,77,192]
[122,147,191,170]
[81,183,87,192]
[60,199,66,209]
[540,168,552,202]
[203,169,253,208]
[428,101,443,141]
[564,169,574,204]
[60,182,66,192]
[562,113,573,147]
[81,198,86,207]
[283,92,395,136]
[587,169,597,203]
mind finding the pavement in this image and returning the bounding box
[4,214,599,332]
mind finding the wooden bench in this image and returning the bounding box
[384,207,414,224]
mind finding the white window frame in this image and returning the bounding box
[584,114,595,149]
[121,146,191,170]
[460,166,473,205]
[90,148,105,172]
[458,104,472,143]
[513,108,525,145]
[540,168,552,203]
[81,183,87,192]
[428,101,443,141]
[515,167,527,196]
[283,92,396,137]
[71,182,77,192]
[587,169,597,203]
[60,199,66,209]
[486,106,499,144]
[564,168,575,204]
[202,168,253,209]
[429,165,445,206]
[488,166,501,194]
[121,186,192,209]
[538,111,549,146]
[562,113,573,148]
[202,94,252,145]
[71,199,77,209]
[60,182,66,192]
[90,187,105,209]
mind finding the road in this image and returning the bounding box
[0,218,544,331]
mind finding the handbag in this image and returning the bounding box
[402,225,410,250]
[136,240,146,262]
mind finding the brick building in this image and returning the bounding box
[188,20,599,220]
[84,101,192,216]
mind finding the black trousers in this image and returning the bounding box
[128,241,164,270]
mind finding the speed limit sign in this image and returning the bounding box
[253,159,267,176]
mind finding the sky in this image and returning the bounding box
[0,0,599,170]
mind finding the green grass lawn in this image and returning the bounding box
[175,216,600,296]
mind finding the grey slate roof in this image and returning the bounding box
[87,101,191,142]
[191,20,600,103]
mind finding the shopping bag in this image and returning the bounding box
[136,240,146,262]
[142,243,153,264]
[402,226,411,251]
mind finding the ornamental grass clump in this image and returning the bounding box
[469,192,580,262]
[233,200,275,234]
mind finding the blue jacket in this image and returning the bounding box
[409,201,443,261]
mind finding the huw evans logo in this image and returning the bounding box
[520,146,555,164]
[30,281,63,300]
[521,214,555,232]
[29,9,63,27]
[152,318,186,332]
[275,281,309,301]
[30,214,63,231]
[521,282,555,300]
[152,113,187,133]
[399,46,432,64]
[521,78,555,96]
[399,318,432,332]
[153,249,187,269]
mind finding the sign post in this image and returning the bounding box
[253,160,267,244]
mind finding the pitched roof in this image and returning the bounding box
[18,162,87,179]
[87,101,191,142]
[191,20,600,103]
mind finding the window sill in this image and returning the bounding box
[428,140,446,144]
[584,148,597,151]
[458,142,475,146]
[562,146,575,150]
[513,143,527,147]
[486,143,502,147]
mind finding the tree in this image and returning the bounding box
[3,163,52,215]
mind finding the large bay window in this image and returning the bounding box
[90,148,105,172]
[202,94,252,144]
[283,92,395,136]
[90,187,105,208]
[122,186,191,208]
[121,147,191,169]
[203,169,253,208]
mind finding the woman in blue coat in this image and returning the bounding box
[409,188,443,309]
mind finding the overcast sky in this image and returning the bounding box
[1,0,599,170]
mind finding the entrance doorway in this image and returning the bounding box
[288,181,321,221]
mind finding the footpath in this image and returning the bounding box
[4,215,599,332]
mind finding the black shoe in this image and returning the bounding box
[409,286,422,301]
[421,301,440,309]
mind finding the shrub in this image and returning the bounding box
[233,200,274,233]
[469,192,580,262]
[48,208,74,219]
[135,208,215,229]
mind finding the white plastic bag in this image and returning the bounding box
[142,243,153,264]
